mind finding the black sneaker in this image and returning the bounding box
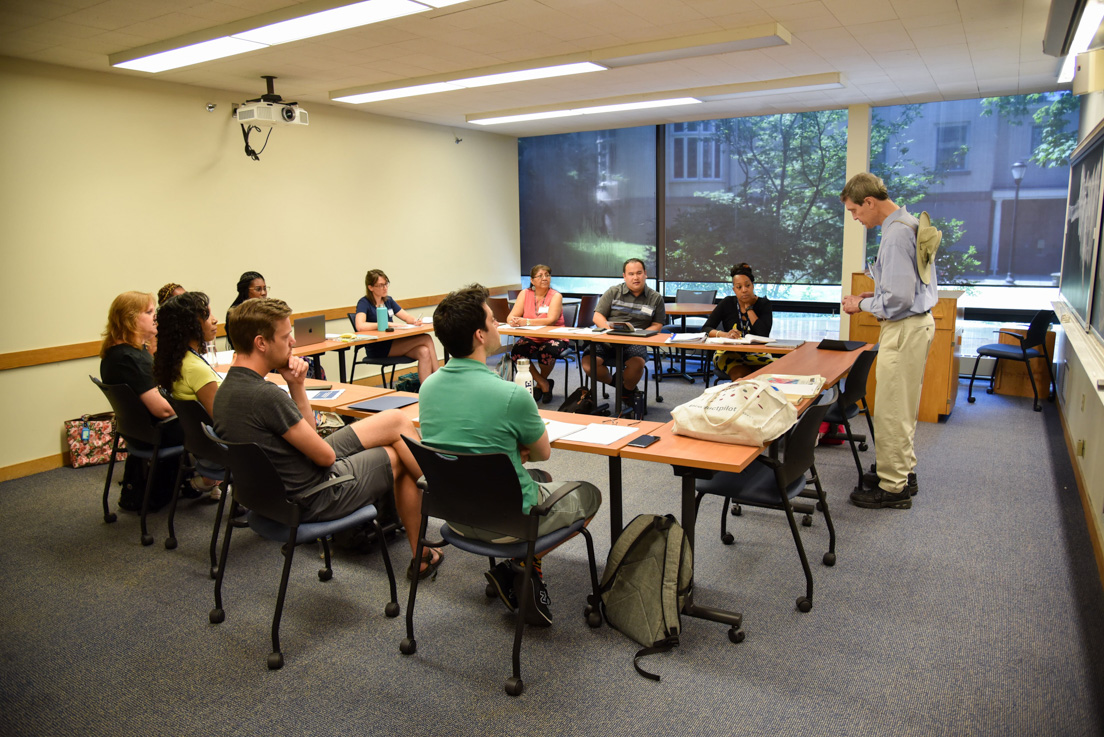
[863,470,918,496]
[850,485,912,509]
[519,570,553,627]
[484,561,517,612]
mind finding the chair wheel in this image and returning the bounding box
[721,532,734,545]
[815,501,824,511]
[104,513,117,524]
[505,676,524,696]
[730,504,742,516]
[797,597,812,612]
[823,551,836,566]
[586,609,602,628]
[967,396,976,403]
[859,442,868,451]
[385,601,400,618]
[141,534,154,546]
[267,652,284,670]
[164,537,177,550]
[209,608,225,624]
[1033,404,1042,412]
[485,582,497,598]
[801,515,812,527]
[318,569,333,581]
[728,627,745,643]
[400,637,417,655]
[656,396,664,403]
[985,388,994,395]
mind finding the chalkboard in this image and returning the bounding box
[1060,121,1104,330]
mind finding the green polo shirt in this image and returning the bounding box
[418,358,547,511]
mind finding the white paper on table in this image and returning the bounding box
[543,419,586,442]
[558,423,637,445]
[549,326,598,335]
[667,332,708,343]
[705,336,749,345]
[214,350,235,364]
[306,389,344,400]
[508,325,546,330]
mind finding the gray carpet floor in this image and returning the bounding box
[1,364,1102,736]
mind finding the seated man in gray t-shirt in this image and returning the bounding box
[213,297,442,580]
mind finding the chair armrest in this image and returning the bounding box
[995,330,1026,344]
[754,454,782,471]
[289,474,354,508]
[530,481,582,516]
[416,476,428,492]
[156,415,179,430]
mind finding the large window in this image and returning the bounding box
[518,127,656,279]
[665,111,848,286]
[871,94,1079,287]
[671,121,722,180]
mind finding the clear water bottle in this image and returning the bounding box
[376,304,388,332]
[205,340,219,367]
[514,358,534,396]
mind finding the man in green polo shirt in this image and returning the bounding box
[419,284,602,627]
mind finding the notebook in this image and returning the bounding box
[345,395,419,412]
[293,315,325,347]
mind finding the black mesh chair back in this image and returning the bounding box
[1022,309,1054,351]
[507,289,520,300]
[835,348,876,409]
[967,309,1055,411]
[346,311,415,386]
[776,400,831,490]
[91,376,162,447]
[577,294,600,327]
[404,440,534,541]
[823,347,878,491]
[561,301,579,328]
[222,440,301,527]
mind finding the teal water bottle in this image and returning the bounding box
[376,304,388,332]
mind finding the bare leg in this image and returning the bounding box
[621,356,645,391]
[727,363,754,381]
[581,354,612,384]
[529,360,553,392]
[387,335,439,382]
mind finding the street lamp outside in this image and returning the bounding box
[1005,160,1027,285]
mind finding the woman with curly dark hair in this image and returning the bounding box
[702,262,775,380]
[154,291,222,497]
[224,271,266,349]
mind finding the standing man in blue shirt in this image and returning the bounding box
[840,172,938,509]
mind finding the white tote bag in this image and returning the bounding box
[670,379,798,446]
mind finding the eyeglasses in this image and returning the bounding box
[374,282,390,288]
[249,285,268,294]
[602,418,640,426]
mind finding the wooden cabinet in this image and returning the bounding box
[847,273,963,423]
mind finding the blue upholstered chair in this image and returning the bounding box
[967,309,1055,411]
[90,376,185,548]
[694,390,836,613]
[346,312,416,387]
[204,425,399,670]
[399,436,602,697]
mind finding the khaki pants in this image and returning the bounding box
[873,312,935,493]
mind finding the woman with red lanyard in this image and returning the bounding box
[506,264,568,404]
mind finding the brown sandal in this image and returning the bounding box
[406,548,444,581]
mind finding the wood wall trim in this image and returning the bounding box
[0,284,521,371]
[0,454,66,483]
[1057,402,1104,593]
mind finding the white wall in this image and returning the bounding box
[0,57,520,471]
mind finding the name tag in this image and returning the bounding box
[537,306,549,315]
[641,305,654,316]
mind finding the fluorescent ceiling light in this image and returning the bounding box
[469,97,701,125]
[112,37,267,73]
[1060,0,1104,83]
[335,81,464,103]
[234,0,425,45]
[334,62,606,103]
[112,0,458,73]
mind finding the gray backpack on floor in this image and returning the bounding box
[599,513,693,681]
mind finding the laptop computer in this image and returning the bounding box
[293,315,325,346]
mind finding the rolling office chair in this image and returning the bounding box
[399,437,602,697]
[820,346,878,492]
[694,390,836,613]
[204,425,399,670]
[967,309,1056,411]
[165,397,232,578]
[89,376,185,548]
[346,312,416,387]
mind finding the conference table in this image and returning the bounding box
[498,323,804,416]
[293,324,435,383]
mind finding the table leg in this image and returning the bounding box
[336,347,349,383]
[613,344,623,412]
[608,455,623,539]
[673,466,743,631]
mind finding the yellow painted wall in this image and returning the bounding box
[0,56,520,470]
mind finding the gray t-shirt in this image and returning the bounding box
[596,282,666,329]
[213,366,326,496]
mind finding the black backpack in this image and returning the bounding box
[558,386,596,414]
[600,514,693,680]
